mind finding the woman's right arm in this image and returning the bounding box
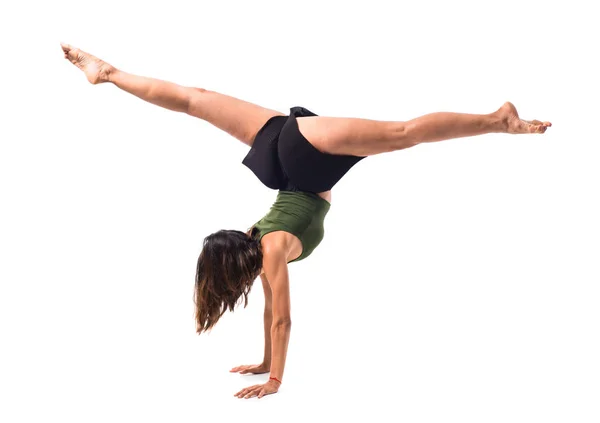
[260,274,273,366]
[229,274,273,374]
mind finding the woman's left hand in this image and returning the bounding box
[234,379,281,399]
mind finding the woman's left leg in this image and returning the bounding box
[296,102,551,157]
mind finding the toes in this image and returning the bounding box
[519,120,544,134]
[535,121,551,133]
[524,119,540,125]
[508,111,551,134]
[524,119,552,129]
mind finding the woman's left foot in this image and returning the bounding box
[496,102,552,134]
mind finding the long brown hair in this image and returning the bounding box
[194,227,263,333]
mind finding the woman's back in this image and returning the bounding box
[250,190,331,263]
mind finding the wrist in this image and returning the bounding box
[269,376,282,385]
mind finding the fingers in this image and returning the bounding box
[244,387,262,399]
[234,384,258,397]
[234,384,276,399]
[257,384,278,399]
[230,364,266,374]
[234,385,262,399]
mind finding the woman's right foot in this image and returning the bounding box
[61,43,115,84]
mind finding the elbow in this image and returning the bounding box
[272,318,292,331]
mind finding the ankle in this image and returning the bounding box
[488,111,508,133]
[105,66,118,83]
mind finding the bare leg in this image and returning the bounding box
[296,104,552,157]
[400,102,552,142]
[60,43,284,146]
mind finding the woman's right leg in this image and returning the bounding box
[61,43,285,147]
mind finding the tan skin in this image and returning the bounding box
[61,43,551,399]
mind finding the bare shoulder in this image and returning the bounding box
[261,233,289,257]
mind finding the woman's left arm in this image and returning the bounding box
[234,248,291,399]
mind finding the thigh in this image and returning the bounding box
[296,116,416,156]
[187,88,286,147]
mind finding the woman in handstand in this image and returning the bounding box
[61,43,551,399]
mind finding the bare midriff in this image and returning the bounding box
[316,190,331,205]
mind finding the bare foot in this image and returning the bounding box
[495,102,552,134]
[61,43,115,84]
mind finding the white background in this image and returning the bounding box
[1,0,598,422]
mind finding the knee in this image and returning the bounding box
[191,87,208,94]
[188,87,208,101]
[186,87,208,115]
[392,122,418,150]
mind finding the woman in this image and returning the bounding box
[61,43,551,399]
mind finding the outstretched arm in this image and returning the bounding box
[230,274,273,374]
[265,252,292,385]
[260,274,274,366]
[234,249,291,399]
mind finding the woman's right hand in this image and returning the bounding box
[230,363,270,374]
